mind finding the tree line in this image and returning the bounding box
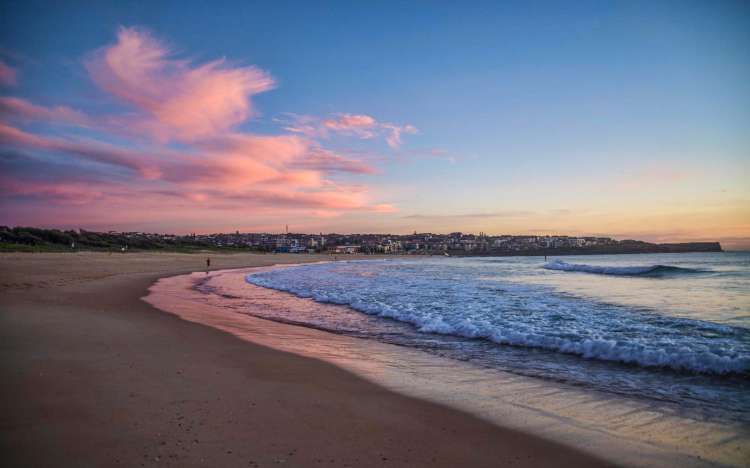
[0,226,215,252]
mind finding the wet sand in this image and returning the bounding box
[148,266,750,468]
[0,251,609,467]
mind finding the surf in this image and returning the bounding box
[542,260,705,277]
[246,259,748,375]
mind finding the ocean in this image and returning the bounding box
[240,252,750,425]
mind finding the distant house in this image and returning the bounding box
[333,245,360,254]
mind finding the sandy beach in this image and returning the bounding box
[0,251,610,467]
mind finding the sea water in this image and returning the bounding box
[240,252,750,425]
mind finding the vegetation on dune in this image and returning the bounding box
[0,226,253,253]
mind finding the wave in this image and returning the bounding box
[336,294,749,375]
[245,259,749,376]
[543,260,705,277]
[246,287,748,376]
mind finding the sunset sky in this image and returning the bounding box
[1,1,748,248]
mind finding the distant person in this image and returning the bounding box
[206,257,211,272]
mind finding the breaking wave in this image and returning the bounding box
[543,260,705,277]
[246,260,749,376]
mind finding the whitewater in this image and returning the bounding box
[243,252,750,424]
[542,259,706,276]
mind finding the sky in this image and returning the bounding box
[0,1,748,248]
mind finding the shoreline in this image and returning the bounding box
[1,252,610,467]
[148,264,750,468]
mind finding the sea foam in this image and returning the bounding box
[543,260,704,276]
[247,259,749,375]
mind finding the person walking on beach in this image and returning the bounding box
[206,257,211,273]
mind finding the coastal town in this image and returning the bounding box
[0,226,722,255]
[183,230,721,255]
[188,230,620,254]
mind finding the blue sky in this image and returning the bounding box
[1,1,748,246]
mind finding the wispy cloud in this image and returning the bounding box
[381,122,418,149]
[0,97,93,127]
[85,26,275,143]
[280,112,417,149]
[294,148,377,174]
[322,114,378,138]
[0,26,400,229]
[0,122,163,178]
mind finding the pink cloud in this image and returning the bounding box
[85,26,274,142]
[222,188,367,210]
[0,97,92,126]
[0,60,17,86]
[382,123,417,149]
[182,134,321,189]
[322,113,377,138]
[0,176,104,205]
[1,122,372,191]
[0,123,162,178]
[296,148,377,174]
[197,133,308,164]
[284,112,417,148]
[276,113,323,138]
[0,27,402,230]
[373,203,398,213]
[1,121,385,216]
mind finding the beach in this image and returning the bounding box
[146,257,750,468]
[0,251,609,467]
